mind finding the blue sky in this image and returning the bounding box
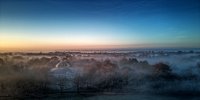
[0,0,200,50]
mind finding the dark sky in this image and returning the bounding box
[0,0,200,50]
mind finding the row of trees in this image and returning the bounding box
[0,55,200,97]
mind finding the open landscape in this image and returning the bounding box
[0,49,200,99]
[0,0,200,99]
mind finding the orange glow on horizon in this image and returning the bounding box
[0,32,136,51]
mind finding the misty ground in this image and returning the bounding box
[0,49,200,100]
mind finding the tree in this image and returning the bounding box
[0,58,4,66]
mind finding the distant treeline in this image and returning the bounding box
[0,54,200,98]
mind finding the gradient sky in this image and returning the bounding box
[0,0,200,51]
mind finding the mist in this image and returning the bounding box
[0,50,200,99]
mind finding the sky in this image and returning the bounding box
[0,0,200,51]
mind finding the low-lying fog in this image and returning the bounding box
[0,49,200,99]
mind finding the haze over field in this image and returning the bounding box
[0,49,200,100]
[0,0,200,100]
